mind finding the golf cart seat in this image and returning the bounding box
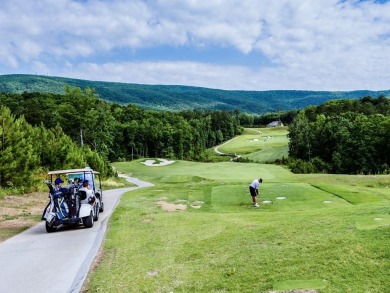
[79,190,87,200]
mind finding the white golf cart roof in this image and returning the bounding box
[47,167,100,175]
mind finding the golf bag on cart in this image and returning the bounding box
[43,181,70,220]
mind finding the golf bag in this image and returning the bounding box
[53,190,69,220]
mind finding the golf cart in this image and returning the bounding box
[42,167,104,233]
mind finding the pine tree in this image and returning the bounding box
[0,106,40,188]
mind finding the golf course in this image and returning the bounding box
[217,127,289,163]
[85,128,390,292]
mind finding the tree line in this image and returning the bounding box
[0,87,243,189]
[0,106,109,190]
[287,96,390,174]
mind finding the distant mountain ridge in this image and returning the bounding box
[1,74,389,114]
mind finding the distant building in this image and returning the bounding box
[267,121,284,128]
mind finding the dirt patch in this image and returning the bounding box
[156,200,187,212]
[147,270,159,277]
[0,192,48,243]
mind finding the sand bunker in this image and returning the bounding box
[156,200,187,212]
[276,197,286,200]
[373,218,382,221]
[323,201,332,204]
[190,200,204,209]
[141,158,175,166]
[190,205,202,209]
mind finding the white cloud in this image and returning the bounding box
[0,0,390,90]
[54,56,388,91]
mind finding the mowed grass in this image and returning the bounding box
[217,127,289,163]
[86,160,390,292]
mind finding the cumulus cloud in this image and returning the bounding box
[0,0,390,90]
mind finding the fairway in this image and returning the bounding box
[217,127,289,163]
[86,159,390,292]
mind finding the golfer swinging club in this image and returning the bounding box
[249,178,263,207]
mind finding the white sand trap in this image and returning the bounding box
[262,200,273,204]
[190,200,204,209]
[373,218,383,221]
[190,205,202,209]
[323,201,332,204]
[156,200,187,212]
[276,197,286,200]
[141,158,175,166]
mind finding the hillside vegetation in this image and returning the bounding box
[1,74,389,114]
[0,87,244,192]
[288,97,390,174]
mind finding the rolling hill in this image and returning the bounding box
[1,74,389,114]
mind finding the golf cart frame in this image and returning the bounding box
[42,167,104,232]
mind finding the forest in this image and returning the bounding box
[2,74,390,114]
[1,86,389,191]
[0,87,243,190]
[287,96,390,174]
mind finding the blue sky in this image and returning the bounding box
[1,0,390,90]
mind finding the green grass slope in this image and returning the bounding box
[86,159,390,292]
[218,127,289,163]
[1,74,389,114]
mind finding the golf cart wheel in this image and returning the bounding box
[93,204,100,221]
[83,211,94,228]
[45,221,56,233]
[99,202,104,213]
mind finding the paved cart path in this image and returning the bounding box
[0,176,153,293]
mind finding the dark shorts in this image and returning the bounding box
[249,186,257,197]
